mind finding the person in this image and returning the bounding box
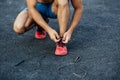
[13,0,83,56]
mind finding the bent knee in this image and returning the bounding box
[13,24,25,34]
[57,0,69,6]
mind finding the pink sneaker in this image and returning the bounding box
[35,29,46,39]
[55,40,67,56]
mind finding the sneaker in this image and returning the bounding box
[55,39,68,56]
[35,28,46,39]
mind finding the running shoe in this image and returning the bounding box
[35,28,46,39]
[55,39,67,56]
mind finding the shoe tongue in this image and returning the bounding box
[58,38,65,47]
[59,41,63,47]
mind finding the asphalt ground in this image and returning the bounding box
[0,0,120,80]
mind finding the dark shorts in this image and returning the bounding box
[23,2,57,19]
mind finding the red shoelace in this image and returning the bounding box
[57,38,65,47]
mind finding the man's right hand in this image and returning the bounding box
[48,29,60,43]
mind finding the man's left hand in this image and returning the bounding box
[62,31,72,44]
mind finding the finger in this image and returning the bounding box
[62,33,66,41]
[54,38,60,43]
[53,36,60,43]
[63,37,69,44]
[62,39,66,43]
[55,33,60,40]
[63,40,68,44]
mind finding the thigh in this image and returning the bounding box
[14,10,34,30]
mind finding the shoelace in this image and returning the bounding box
[57,38,65,47]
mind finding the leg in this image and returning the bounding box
[52,0,69,56]
[13,10,34,34]
[52,0,70,37]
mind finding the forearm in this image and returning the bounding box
[26,0,52,32]
[68,7,83,33]
[29,8,52,32]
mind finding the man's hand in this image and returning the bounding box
[62,31,72,44]
[48,29,60,43]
